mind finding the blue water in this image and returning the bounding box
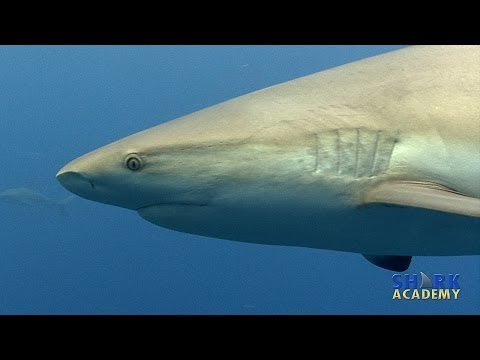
[0,45,478,314]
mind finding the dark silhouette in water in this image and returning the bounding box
[0,187,75,214]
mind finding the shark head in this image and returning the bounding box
[56,126,219,212]
[55,106,348,248]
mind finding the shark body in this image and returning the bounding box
[56,46,480,271]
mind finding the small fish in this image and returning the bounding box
[0,187,75,213]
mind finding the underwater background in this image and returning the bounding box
[0,45,478,314]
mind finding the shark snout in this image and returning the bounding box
[55,158,145,210]
[56,169,96,195]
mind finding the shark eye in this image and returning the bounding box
[125,154,143,171]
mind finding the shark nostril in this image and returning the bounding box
[89,180,95,189]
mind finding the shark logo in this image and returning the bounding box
[392,272,460,300]
[420,272,433,288]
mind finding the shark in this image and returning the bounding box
[0,187,75,213]
[56,46,480,271]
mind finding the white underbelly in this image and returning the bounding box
[138,183,480,256]
[390,134,480,197]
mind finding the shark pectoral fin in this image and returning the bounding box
[363,254,412,271]
[364,181,480,217]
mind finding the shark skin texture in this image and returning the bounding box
[57,46,480,271]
